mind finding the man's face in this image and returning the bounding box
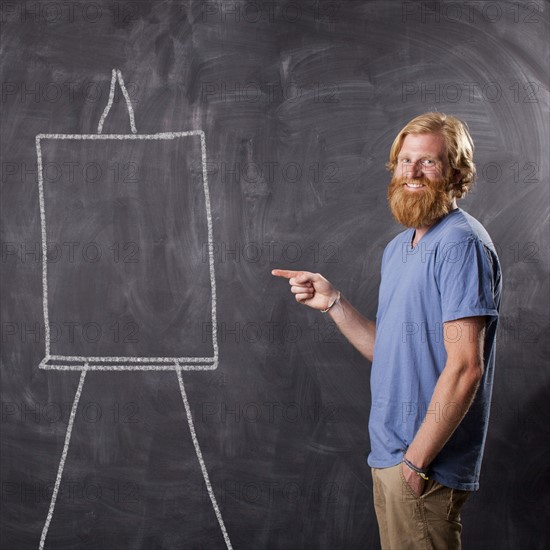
[387,133,457,229]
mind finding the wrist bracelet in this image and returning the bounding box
[402,457,430,480]
[321,291,341,313]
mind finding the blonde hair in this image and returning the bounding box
[386,112,476,199]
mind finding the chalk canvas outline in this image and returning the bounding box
[37,70,218,371]
[37,70,232,550]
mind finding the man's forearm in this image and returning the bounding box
[404,359,483,469]
[327,295,376,362]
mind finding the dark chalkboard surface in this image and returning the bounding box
[1,1,549,549]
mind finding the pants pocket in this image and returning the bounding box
[446,487,470,521]
[398,462,425,500]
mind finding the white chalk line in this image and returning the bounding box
[39,367,88,550]
[200,131,219,362]
[36,137,50,357]
[176,365,232,549]
[116,69,137,134]
[40,363,218,371]
[97,69,117,135]
[45,354,216,362]
[39,355,218,371]
[37,131,204,140]
[97,68,137,134]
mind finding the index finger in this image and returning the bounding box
[271,269,300,279]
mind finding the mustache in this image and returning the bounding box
[392,176,433,187]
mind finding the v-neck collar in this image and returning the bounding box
[408,208,460,249]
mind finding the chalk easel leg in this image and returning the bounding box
[175,365,233,550]
[39,367,88,550]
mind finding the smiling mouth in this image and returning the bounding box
[403,182,425,189]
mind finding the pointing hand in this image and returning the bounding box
[271,269,339,312]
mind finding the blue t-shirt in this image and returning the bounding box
[367,208,502,491]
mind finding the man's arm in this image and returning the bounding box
[326,294,376,363]
[271,269,376,362]
[402,316,486,495]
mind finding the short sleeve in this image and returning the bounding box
[436,237,499,323]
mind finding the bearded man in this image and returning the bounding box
[273,112,502,549]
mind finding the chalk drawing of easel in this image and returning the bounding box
[36,69,232,549]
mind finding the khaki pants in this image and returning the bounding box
[372,464,470,550]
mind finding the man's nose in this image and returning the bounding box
[406,161,423,179]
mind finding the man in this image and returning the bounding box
[272,112,502,549]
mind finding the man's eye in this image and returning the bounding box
[422,159,435,166]
[400,159,411,164]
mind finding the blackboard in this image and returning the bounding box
[1,1,548,549]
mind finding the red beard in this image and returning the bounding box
[387,171,454,229]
